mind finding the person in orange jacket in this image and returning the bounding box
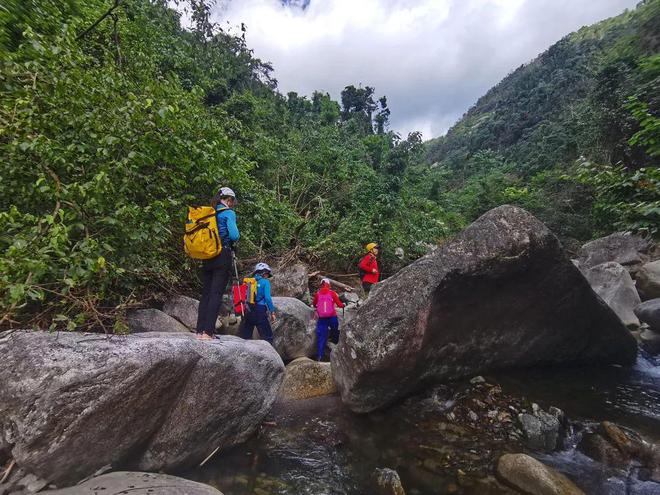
[358,242,380,294]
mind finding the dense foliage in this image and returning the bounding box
[424,0,659,243]
[2,0,657,331]
[0,0,452,330]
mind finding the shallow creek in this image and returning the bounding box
[184,351,660,495]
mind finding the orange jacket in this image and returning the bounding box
[359,253,379,284]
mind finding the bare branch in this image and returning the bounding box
[76,0,122,41]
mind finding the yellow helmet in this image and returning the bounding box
[366,242,379,253]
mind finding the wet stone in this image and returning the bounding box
[518,411,560,451]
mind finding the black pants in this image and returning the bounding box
[196,249,232,335]
[238,304,273,344]
[362,282,373,294]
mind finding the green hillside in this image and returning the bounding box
[423,0,659,240]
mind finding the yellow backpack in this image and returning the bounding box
[183,206,224,260]
[243,277,259,304]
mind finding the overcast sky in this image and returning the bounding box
[211,0,639,139]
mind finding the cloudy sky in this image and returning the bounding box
[210,0,639,139]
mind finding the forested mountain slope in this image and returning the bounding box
[423,0,658,240]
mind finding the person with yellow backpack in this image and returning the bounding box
[184,186,239,340]
[238,263,277,344]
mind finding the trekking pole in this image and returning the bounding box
[232,252,246,317]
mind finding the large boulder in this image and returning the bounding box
[270,262,310,301]
[332,206,637,413]
[279,357,337,400]
[162,295,222,330]
[127,308,191,333]
[46,472,223,494]
[583,262,641,328]
[272,297,316,360]
[636,260,660,300]
[497,453,584,495]
[577,232,652,271]
[0,330,284,486]
[635,299,660,333]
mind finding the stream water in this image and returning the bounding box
[184,351,660,495]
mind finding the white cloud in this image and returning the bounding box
[213,0,639,138]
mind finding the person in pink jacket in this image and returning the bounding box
[312,278,345,361]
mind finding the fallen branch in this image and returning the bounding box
[322,272,360,278]
[198,446,220,467]
[314,275,355,292]
[0,459,16,484]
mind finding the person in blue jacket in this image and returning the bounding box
[238,262,277,344]
[196,186,240,340]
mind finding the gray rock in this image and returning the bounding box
[635,299,660,333]
[270,262,310,301]
[331,206,637,413]
[46,471,223,494]
[372,468,406,495]
[577,232,652,270]
[640,328,660,354]
[279,357,337,400]
[636,260,660,300]
[584,262,641,328]
[549,406,565,421]
[337,304,359,327]
[162,295,221,330]
[127,308,191,334]
[341,292,361,305]
[519,412,559,451]
[0,466,49,495]
[218,314,242,336]
[497,453,584,495]
[0,330,284,486]
[272,297,316,360]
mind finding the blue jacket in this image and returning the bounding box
[216,206,239,248]
[254,274,276,313]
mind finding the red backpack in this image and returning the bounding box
[232,283,248,315]
[316,291,336,318]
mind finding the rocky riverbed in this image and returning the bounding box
[184,351,660,495]
[2,206,659,495]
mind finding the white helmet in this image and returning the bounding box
[254,262,272,275]
[218,186,236,198]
